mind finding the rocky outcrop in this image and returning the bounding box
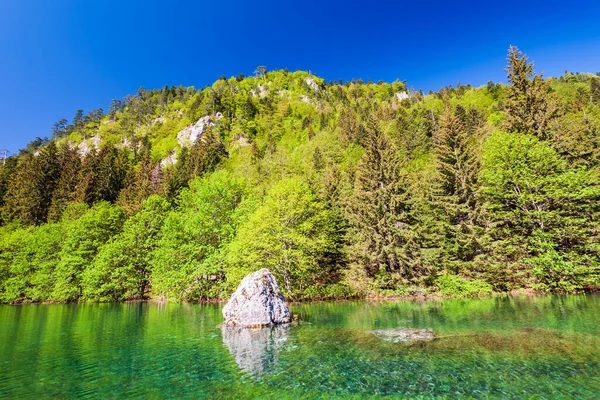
[176,113,222,147]
[221,324,289,376]
[76,135,102,157]
[250,84,269,98]
[395,91,409,101]
[222,269,292,327]
[305,77,320,92]
[160,152,177,167]
[369,328,434,343]
[299,95,311,103]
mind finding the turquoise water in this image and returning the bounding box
[1,295,599,399]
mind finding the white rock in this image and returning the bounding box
[395,91,409,101]
[250,85,269,98]
[222,269,292,327]
[77,135,102,157]
[176,115,221,147]
[160,152,177,167]
[305,77,320,92]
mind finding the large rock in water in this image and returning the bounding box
[222,269,292,327]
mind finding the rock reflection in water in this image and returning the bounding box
[221,324,289,376]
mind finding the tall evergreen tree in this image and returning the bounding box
[503,46,558,139]
[346,121,421,284]
[591,78,600,104]
[48,144,82,222]
[434,107,482,270]
[185,127,228,179]
[2,141,60,225]
[75,144,130,204]
[117,140,157,216]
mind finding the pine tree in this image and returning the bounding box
[185,127,228,179]
[591,78,600,104]
[346,120,421,284]
[434,107,483,270]
[162,147,190,204]
[117,141,156,216]
[2,141,60,225]
[503,46,558,138]
[48,144,82,222]
[338,106,364,145]
[435,108,480,211]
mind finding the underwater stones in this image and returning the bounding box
[222,269,292,327]
[369,328,434,343]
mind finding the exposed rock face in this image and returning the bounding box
[395,91,409,101]
[160,152,177,167]
[176,113,222,147]
[305,77,320,92]
[75,135,102,157]
[369,328,434,343]
[221,324,289,376]
[222,269,292,327]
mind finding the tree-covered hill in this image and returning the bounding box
[1,47,600,303]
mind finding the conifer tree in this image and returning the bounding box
[162,147,190,204]
[434,107,482,269]
[503,46,558,138]
[2,141,60,225]
[185,127,228,179]
[338,106,363,145]
[75,144,129,204]
[346,120,421,284]
[0,156,18,219]
[591,78,600,104]
[117,140,156,216]
[48,144,82,222]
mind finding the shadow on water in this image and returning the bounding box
[221,324,289,376]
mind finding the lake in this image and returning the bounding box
[1,295,599,399]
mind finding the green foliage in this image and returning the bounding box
[479,132,600,290]
[435,273,493,297]
[52,202,125,302]
[226,177,343,299]
[150,171,251,301]
[0,224,64,303]
[503,46,558,138]
[345,120,422,287]
[2,141,60,225]
[83,195,170,301]
[1,47,600,303]
[529,243,597,293]
[433,106,485,274]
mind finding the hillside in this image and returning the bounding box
[1,47,600,304]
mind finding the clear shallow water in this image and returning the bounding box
[1,295,599,399]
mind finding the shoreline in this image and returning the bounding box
[4,288,591,306]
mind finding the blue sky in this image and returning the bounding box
[1,0,599,153]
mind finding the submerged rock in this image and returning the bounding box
[222,269,292,327]
[369,328,434,343]
[221,324,289,376]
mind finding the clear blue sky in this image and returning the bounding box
[1,0,599,153]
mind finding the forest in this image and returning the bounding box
[1,46,599,303]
